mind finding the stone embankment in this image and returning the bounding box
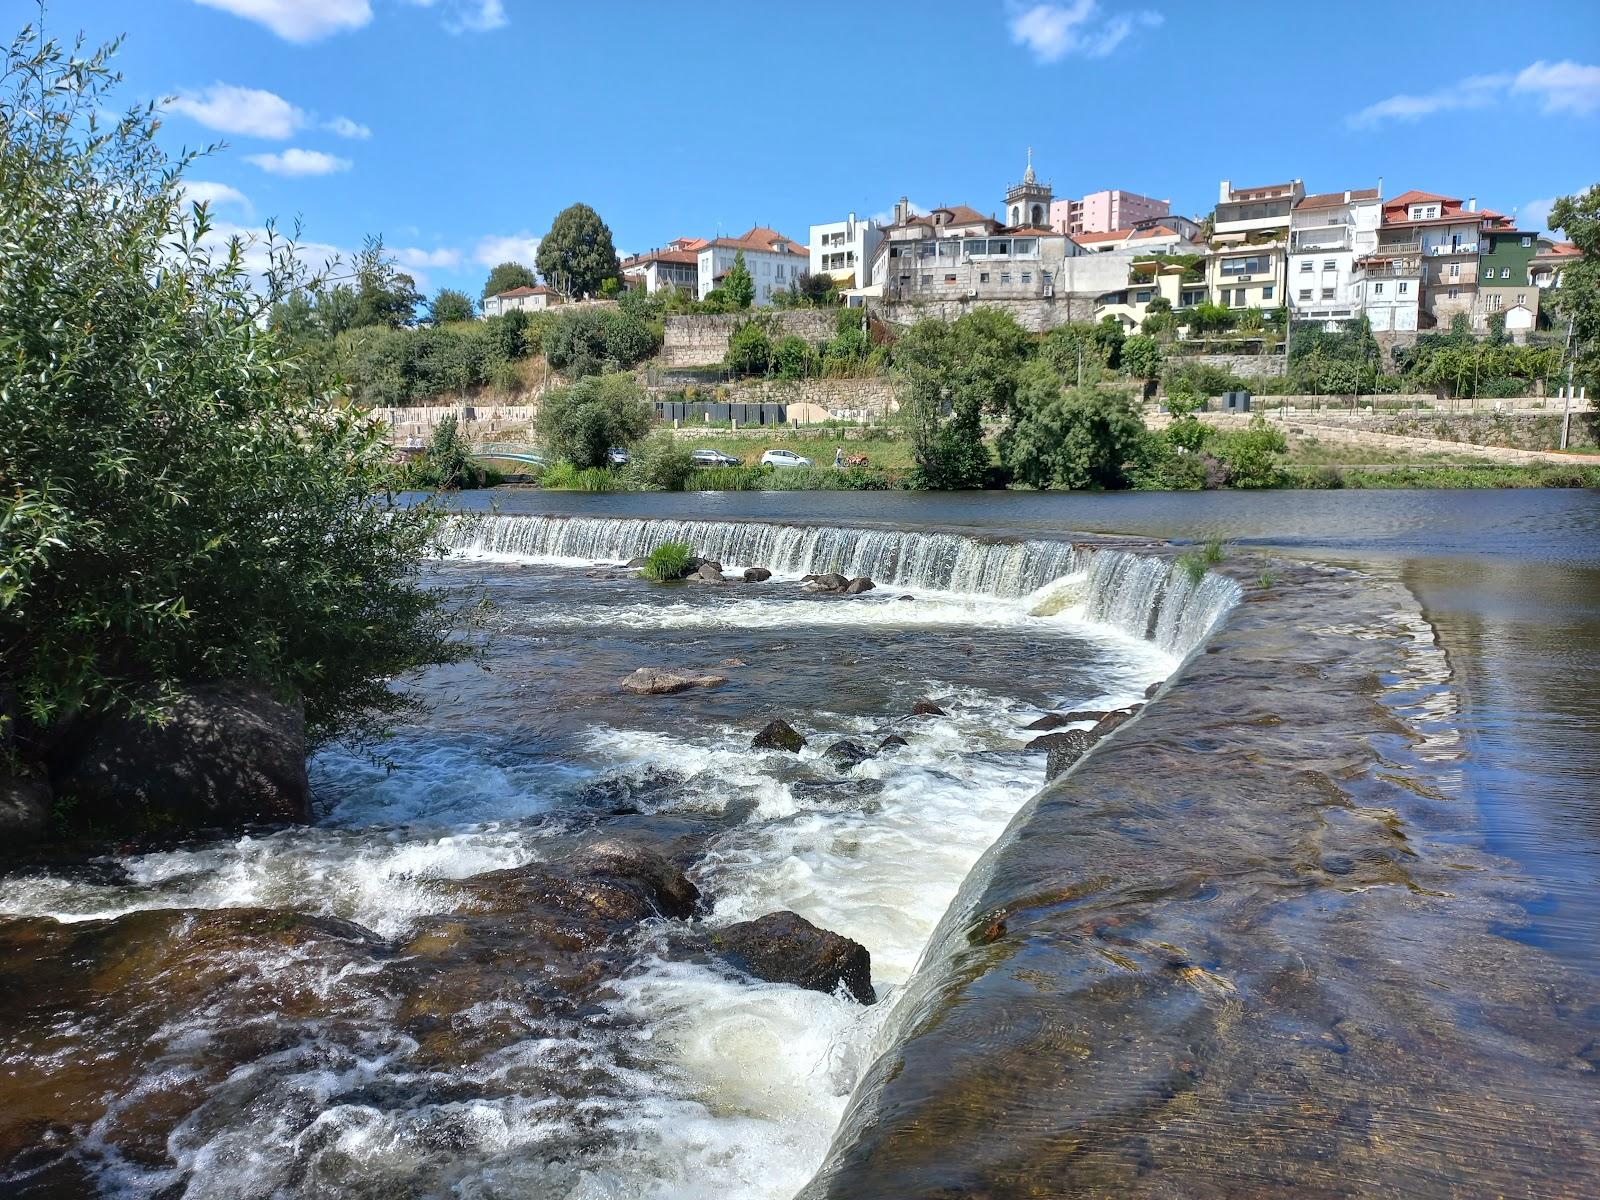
[661,312,837,368]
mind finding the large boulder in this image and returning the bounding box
[802,572,850,593]
[620,668,727,695]
[1091,705,1142,739]
[449,838,701,924]
[823,739,872,770]
[52,681,310,834]
[0,775,51,844]
[752,719,806,753]
[842,576,876,595]
[743,567,772,583]
[710,911,875,1004]
[691,563,726,583]
[1024,709,1108,732]
[910,699,947,717]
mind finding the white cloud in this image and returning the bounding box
[473,232,542,267]
[245,148,352,176]
[192,0,374,43]
[1350,60,1600,127]
[1512,60,1600,116]
[168,83,306,138]
[407,0,509,34]
[397,246,463,270]
[325,115,372,139]
[1007,1,1161,63]
[872,199,928,225]
[180,180,254,214]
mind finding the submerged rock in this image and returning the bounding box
[624,555,649,568]
[710,911,875,1004]
[51,680,310,835]
[743,567,772,582]
[910,700,947,717]
[1024,710,1108,732]
[878,734,910,751]
[619,668,727,696]
[824,739,872,770]
[1091,705,1142,738]
[752,719,806,753]
[449,838,700,923]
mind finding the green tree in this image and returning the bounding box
[894,310,1029,488]
[1215,417,1287,488]
[773,334,811,380]
[541,307,659,379]
[723,250,756,310]
[626,433,695,491]
[0,24,472,765]
[1094,315,1126,367]
[1549,182,1600,389]
[999,366,1146,490]
[428,287,475,324]
[535,372,654,468]
[1122,334,1162,381]
[727,320,772,375]
[536,203,621,299]
[350,237,422,329]
[482,260,538,299]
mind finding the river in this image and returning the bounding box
[1,487,1596,1197]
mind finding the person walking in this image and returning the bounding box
[834,446,844,469]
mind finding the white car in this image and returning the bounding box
[691,448,741,467]
[606,447,631,465]
[760,449,813,469]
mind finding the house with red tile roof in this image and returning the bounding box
[482,284,560,317]
[693,226,809,306]
[1288,187,1382,330]
[621,243,700,296]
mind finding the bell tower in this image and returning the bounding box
[1005,147,1053,229]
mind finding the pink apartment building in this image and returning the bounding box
[1049,189,1170,235]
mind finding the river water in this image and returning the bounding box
[1,487,1596,1197]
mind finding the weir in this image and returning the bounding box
[449,513,1242,657]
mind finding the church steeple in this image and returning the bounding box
[1005,148,1052,228]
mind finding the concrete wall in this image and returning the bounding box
[661,311,838,367]
[653,375,897,421]
[373,404,540,448]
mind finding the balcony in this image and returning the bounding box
[1426,242,1479,256]
[1290,226,1351,253]
[1369,238,1422,258]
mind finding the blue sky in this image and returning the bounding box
[48,0,1600,300]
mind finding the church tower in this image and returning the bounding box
[1005,147,1053,229]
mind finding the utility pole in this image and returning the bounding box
[1560,314,1576,450]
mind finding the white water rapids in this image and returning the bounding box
[0,516,1239,1199]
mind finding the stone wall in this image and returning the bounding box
[1172,351,1287,379]
[661,311,838,367]
[371,404,540,448]
[1298,410,1599,452]
[874,296,1094,333]
[650,375,897,421]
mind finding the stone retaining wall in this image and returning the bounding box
[1170,351,1287,379]
[370,404,540,448]
[661,311,837,367]
[874,296,1094,333]
[650,375,896,421]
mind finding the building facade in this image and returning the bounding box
[1475,227,1540,333]
[1049,188,1170,236]
[482,284,559,317]
[1287,188,1380,329]
[696,227,809,306]
[621,238,704,295]
[808,213,883,290]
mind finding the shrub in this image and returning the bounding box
[727,320,773,376]
[403,414,475,490]
[641,542,693,580]
[773,334,812,380]
[1214,418,1287,488]
[542,307,659,379]
[626,433,695,491]
[999,367,1147,491]
[0,27,472,762]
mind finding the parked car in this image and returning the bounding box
[606,447,631,465]
[690,448,742,467]
[760,449,813,469]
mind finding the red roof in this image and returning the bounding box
[624,248,699,267]
[1386,189,1457,207]
[898,204,995,231]
[493,285,552,298]
[1131,224,1180,239]
[1073,229,1131,244]
[707,225,806,256]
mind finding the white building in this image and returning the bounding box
[621,237,705,295]
[482,285,559,317]
[1288,188,1380,329]
[809,213,883,290]
[697,226,809,306]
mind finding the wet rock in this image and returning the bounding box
[752,719,806,753]
[51,680,310,835]
[710,911,876,1004]
[573,767,686,815]
[802,572,850,593]
[792,776,885,807]
[743,567,772,582]
[1144,681,1163,699]
[843,576,876,595]
[1091,705,1142,739]
[1034,730,1097,780]
[878,734,909,751]
[624,556,649,568]
[619,668,727,695]
[911,700,947,717]
[898,595,915,601]
[693,559,723,574]
[450,838,700,924]
[824,739,872,770]
[1024,710,1108,731]
[691,563,726,583]
[0,775,51,844]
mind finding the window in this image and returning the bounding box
[1322,288,1335,300]
[1134,289,1152,302]
[776,265,785,280]
[1447,287,1459,299]
[921,273,932,286]
[1399,282,1409,294]
[1323,259,1335,271]
[1521,236,1532,247]
[1000,272,1012,284]
[1516,293,1526,305]
[979,272,990,283]
[1501,267,1511,279]
[1299,288,1313,301]
[1042,271,1054,284]
[1263,285,1274,300]
[1484,265,1495,278]
[1022,272,1033,284]
[1300,260,1313,273]
[990,239,1011,256]
[1374,282,1385,295]
[1449,263,1459,279]
[1012,238,1037,255]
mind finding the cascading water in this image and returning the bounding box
[449,513,1240,657]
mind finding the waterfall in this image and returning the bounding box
[447,514,1239,657]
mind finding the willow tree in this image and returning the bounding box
[0,22,473,769]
